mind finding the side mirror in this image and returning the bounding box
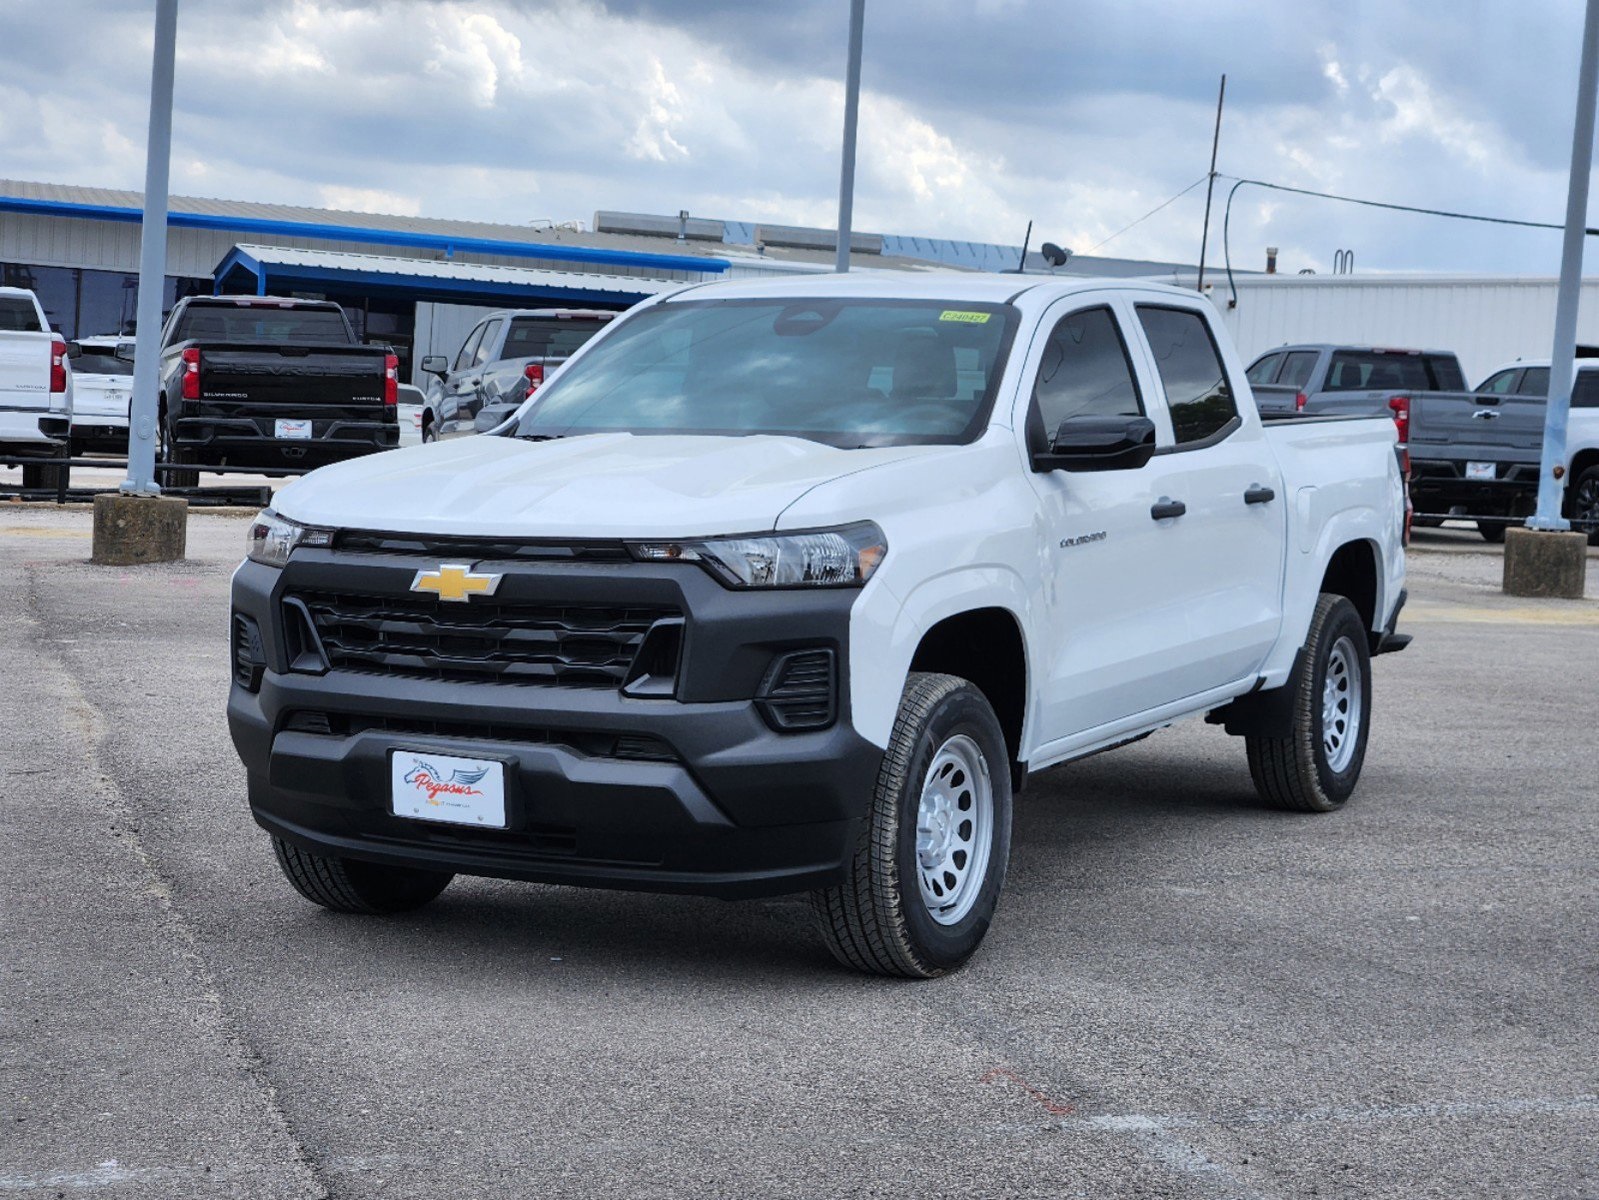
[114,341,137,363]
[420,355,448,377]
[1032,415,1156,473]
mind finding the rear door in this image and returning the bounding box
[1126,303,1287,699]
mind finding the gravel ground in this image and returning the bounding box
[2,506,1595,1199]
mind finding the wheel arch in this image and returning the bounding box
[1318,538,1380,641]
[908,607,1028,777]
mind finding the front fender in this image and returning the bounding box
[848,564,1034,749]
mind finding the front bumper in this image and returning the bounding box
[228,552,880,899]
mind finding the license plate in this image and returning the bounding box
[390,750,507,828]
[1466,461,1496,481]
[275,418,313,440]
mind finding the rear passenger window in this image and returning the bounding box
[1032,306,1142,437]
[1277,351,1317,390]
[1136,305,1238,445]
[1571,371,1598,408]
[1245,353,1282,385]
[1479,370,1518,395]
[1517,367,1550,396]
[1426,355,1466,391]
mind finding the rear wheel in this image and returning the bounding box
[158,411,200,489]
[272,837,453,914]
[810,673,1012,978]
[21,461,64,491]
[1246,594,1372,813]
[421,417,438,444]
[1569,466,1599,546]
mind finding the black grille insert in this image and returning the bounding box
[757,648,837,731]
[280,710,679,762]
[286,591,680,688]
[333,531,630,561]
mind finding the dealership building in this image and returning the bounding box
[7,177,1599,387]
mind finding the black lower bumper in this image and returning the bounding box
[1410,463,1538,518]
[175,417,397,468]
[228,555,880,899]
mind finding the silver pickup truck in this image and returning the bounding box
[1245,344,1543,541]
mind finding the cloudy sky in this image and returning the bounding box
[0,0,1592,273]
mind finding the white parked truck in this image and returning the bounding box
[0,287,72,486]
[229,274,1410,978]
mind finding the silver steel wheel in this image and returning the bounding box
[1321,635,1363,773]
[915,734,994,926]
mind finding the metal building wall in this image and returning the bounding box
[1214,275,1599,386]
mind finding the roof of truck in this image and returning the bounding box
[659,271,1206,306]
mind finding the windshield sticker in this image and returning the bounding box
[939,310,992,324]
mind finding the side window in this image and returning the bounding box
[1478,369,1518,395]
[1031,306,1143,438]
[1516,367,1550,396]
[1245,353,1282,385]
[1135,305,1238,445]
[1573,371,1599,408]
[454,323,486,371]
[1277,351,1318,390]
[1427,355,1466,391]
[473,319,504,367]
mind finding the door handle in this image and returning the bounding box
[1244,484,1276,505]
[1472,409,1500,420]
[1150,497,1187,521]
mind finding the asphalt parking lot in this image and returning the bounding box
[2,506,1596,1199]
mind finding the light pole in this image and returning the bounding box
[122,0,179,498]
[835,0,866,273]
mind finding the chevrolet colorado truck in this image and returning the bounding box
[0,287,72,488]
[158,295,398,487]
[230,275,1409,978]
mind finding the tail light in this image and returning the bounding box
[1388,394,1410,447]
[383,353,398,406]
[1294,391,1307,412]
[50,339,67,394]
[523,361,545,390]
[180,346,201,399]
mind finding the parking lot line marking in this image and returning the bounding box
[2,524,91,538]
[1405,601,1599,627]
[1058,1092,1599,1135]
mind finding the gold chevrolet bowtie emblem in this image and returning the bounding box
[410,563,503,603]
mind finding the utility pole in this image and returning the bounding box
[1529,0,1599,532]
[1195,74,1226,294]
[835,0,866,273]
[122,0,178,498]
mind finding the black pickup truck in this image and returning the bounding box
[158,296,398,485]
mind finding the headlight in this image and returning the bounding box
[246,510,332,568]
[629,523,887,588]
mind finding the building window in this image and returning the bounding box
[0,262,209,339]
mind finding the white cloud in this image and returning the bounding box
[318,186,424,216]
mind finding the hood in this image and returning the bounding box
[271,432,943,538]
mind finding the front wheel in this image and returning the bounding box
[272,837,453,914]
[811,673,1013,978]
[1246,594,1373,813]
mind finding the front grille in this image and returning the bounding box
[288,590,680,688]
[333,531,630,562]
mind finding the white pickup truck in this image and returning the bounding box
[0,287,72,486]
[229,274,1409,978]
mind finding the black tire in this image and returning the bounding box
[810,672,1013,979]
[1246,594,1373,813]
[21,462,64,491]
[1568,465,1599,546]
[158,413,201,489]
[421,418,438,444]
[272,837,453,914]
[1477,520,1506,543]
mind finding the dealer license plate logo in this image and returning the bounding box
[391,750,507,827]
[1466,461,1496,481]
[275,418,313,440]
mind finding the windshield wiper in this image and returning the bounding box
[514,432,566,441]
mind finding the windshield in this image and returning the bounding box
[173,305,352,345]
[512,298,1019,448]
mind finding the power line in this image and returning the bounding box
[1219,176,1599,309]
[1084,175,1209,255]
